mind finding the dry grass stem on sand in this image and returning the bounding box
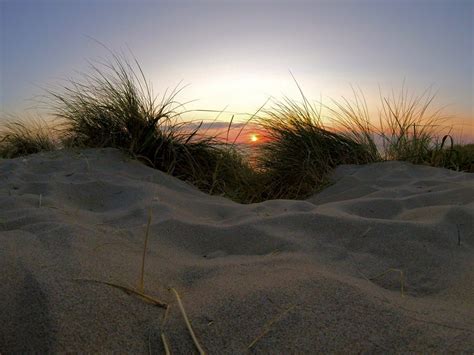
[139,207,153,293]
[248,304,297,350]
[171,287,206,355]
[369,268,405,297]
[74,278,167,308]
[160,332,171,355]
[74,208,166,308]
[159,305,172,354]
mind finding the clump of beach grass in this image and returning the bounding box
[327,85,449,165]
[450,143,474,172]
[328,85,473,172]
[325,86,381,161]
[254,82,473,200]
[46,50,253,199]
[256,84,378,200]
[429,140,474,172]
[0,118,57,158]
[377,86,451,164]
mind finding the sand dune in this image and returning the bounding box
[1,148,473,353]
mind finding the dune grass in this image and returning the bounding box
[0,52,472,201]
[377,87,451,164]
[256,87,379,200]
[328,86,462,169]
[429,142,474,172]
[44,52,255,200]
[252,83,472,200]
[0,119,57,158]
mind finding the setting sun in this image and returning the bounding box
[250,134,259,143]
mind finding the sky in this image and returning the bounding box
[1,0,473,140]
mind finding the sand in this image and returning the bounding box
[1,148,473,353]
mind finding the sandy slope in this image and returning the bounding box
[1,148,473,353]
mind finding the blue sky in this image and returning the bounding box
[1,0,472,137]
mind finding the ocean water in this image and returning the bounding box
[234,143,260,166]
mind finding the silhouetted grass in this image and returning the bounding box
[452,144,474,172]
[0,119,56,158]
[254,83,472,200]
[326,86,380,161]
[256,90,378,199]
[328,86,472,171]
[429,141,474,172]
[1,55,472,202]
[377,87,451,164]
[45,52,255,199]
